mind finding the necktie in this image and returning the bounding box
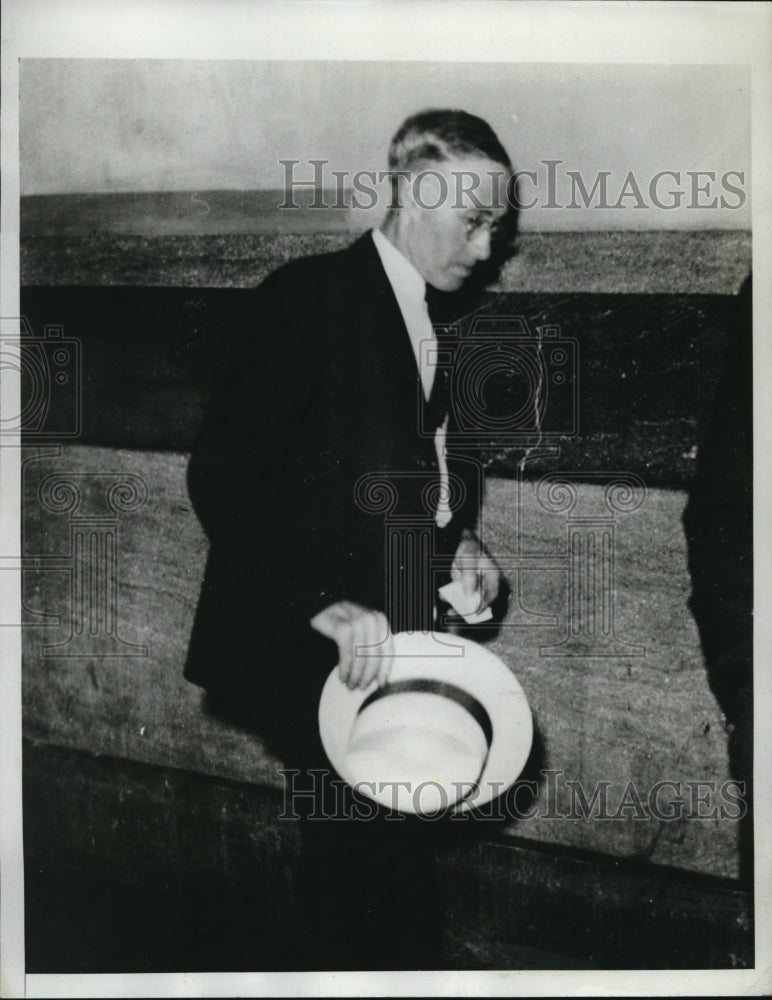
[417,293,436,401]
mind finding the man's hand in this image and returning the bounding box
[310,601,394,690]
[450,529,501,613]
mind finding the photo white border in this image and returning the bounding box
[2,1,770,997]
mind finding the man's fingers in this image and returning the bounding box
[481,564,500,607]
[310,602,392,690]
[353,610,393,689]
[336,620,354,686]
[450,540,502,611]
[378,623,394,687]
[354,611,380,690]
[347,614,370,689]
[451,532,504,610]
[310,603,354,684]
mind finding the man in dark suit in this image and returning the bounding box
[185,109,515,968]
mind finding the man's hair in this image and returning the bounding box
[388,108,512,176]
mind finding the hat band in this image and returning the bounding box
[358,678,493,748]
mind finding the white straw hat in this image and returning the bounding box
[318,631,532,815]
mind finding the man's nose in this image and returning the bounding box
[469,228,492,261]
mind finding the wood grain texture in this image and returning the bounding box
[21,445,741,878]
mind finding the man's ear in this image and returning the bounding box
[386,170,410,214]
[399,172,420,222]
[405,168,445,220]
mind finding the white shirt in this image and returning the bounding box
[371,229,452,527]
[371,228,436,400]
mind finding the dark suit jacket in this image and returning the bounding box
[184,231,482,747]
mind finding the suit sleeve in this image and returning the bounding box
[188,263,352,616]
[184,263,354,704]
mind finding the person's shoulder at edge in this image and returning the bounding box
[226,229,377,340]
[208,231,377,395]
[255,229,375,294]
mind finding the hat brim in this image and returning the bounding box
[318,631,533,814]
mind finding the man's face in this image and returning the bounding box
[402,155,511,292]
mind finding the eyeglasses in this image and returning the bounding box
[464,213,506,240]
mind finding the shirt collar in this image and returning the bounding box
[371,228,426,306]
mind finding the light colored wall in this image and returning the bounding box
[21,59,750,231]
